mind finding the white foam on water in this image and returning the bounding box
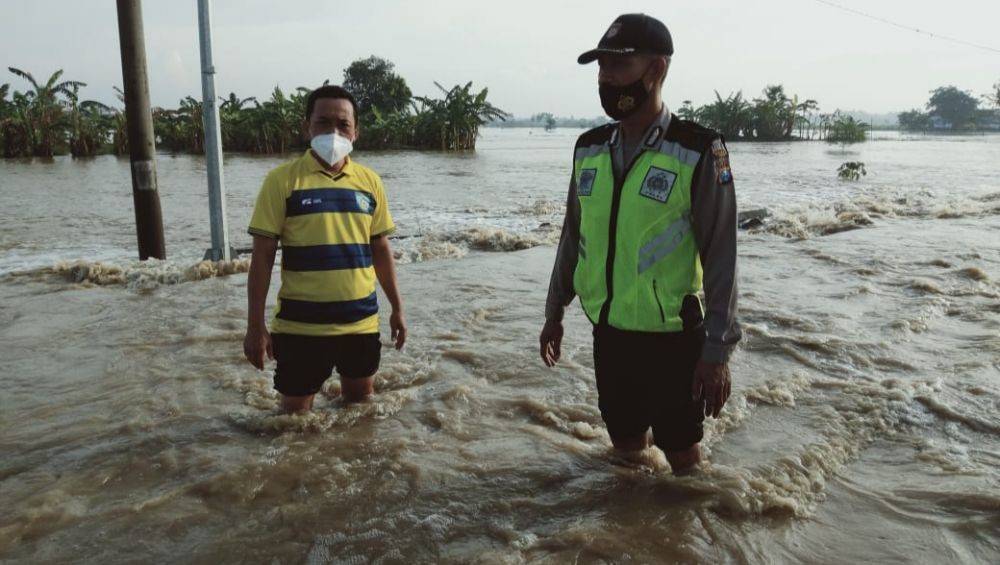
[754,189,1000,239]
[686,374,990,519]
[3,258,250,291]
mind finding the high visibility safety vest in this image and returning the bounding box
[573,116,716,332]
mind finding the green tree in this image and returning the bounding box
[695,91,751,139]
[110,87,129,155]
[66,84,113,157]
[342,56,412,120]
[826,112,868,145]
[412,81,510,150]
[677,100,697,121]
[747,85,815,141]
[984,80,1000,109]
[219,92,256,150]
[0,83,19,157]
[927,86,979,129]
[7,67,84,157]
[897,109,930,131]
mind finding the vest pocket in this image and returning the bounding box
[680,294,704,331]
[652,280,666,323]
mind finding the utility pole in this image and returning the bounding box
[197,0,232,261]
[116,0,166,260]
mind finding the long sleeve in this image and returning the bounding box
[545,173,581,322]
[690,138,742,363]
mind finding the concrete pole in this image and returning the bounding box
[116,0,166,260]
[197,0,231,261]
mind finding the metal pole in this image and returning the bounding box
[116,0,166,260]
[197,0,231,261]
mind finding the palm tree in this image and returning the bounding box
[219,92,256,150]
[66,84,113,157]
[111,87,128,155]
[0,83,19,157]
[413,82,509,150]
[826,112,868,146]
[678,100,697,121]
[696,91,751,139]
[7,67,85,156]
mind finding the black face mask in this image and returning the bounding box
[599,76,650,120]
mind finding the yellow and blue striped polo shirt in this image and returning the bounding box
[248,150,395,336]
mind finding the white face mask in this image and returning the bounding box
[310,131,353,167]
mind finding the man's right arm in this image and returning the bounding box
[244,171,285,370]
[540,171,579,367]
[544,174,581,322]
[244,235,277,370]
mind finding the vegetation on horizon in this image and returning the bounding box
[0,57,510,158]
[898,84,1000,131]
[4,63,998,159]
[826,113,869,145]
[678,85,824,141]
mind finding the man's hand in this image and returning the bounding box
[390,310,407,351]
[539,319,564,367]
[243,325,274,370]
[692,360,731,418]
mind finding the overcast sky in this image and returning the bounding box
[2,0,998,117]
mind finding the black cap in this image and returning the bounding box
[577,13,673,64]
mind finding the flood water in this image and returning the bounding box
[1,128,998,563]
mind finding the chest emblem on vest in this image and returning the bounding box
[578,168,597,196]
[639,167,676,203]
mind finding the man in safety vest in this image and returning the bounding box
[539,13,742,474]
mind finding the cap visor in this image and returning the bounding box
[577,47,638,64]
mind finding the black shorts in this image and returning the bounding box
[593,324,706,452]
[271,333,381,396]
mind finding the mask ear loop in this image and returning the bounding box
[642,59,662,93]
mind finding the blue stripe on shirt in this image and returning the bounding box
[276,292,379,325]
[285,188,376,217]
[281,243,372,271]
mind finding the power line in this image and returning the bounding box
[810,0,1000,55]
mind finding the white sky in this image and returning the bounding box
[2,0,998,118]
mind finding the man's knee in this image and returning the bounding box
[340,375,375,403]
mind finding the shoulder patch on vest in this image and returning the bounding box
[578,168,597,196]
[711,139,733,185]
[639,166,676,203]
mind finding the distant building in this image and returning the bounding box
[976,111,1000,131]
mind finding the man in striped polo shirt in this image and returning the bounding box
[243,85,406,413]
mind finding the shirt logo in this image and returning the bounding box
[355,191,374,213]
[578,168,597,196]
[639,167,676,203]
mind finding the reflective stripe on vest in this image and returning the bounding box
[572,130,703,332]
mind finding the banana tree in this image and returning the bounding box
[66,84,113,157]
[7,67,85,156]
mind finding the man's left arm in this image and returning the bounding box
[691,138,742,363]
[372,235,406,350]
[370,175,406,350]
[690,138,742,417]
